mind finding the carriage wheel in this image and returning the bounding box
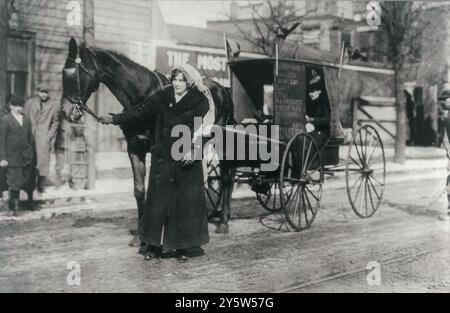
[346,125,386,218]
[280,133,323,231]
[256,181,293,213]
[204,147,222,217]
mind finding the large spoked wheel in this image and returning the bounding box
[256,180,293,213]
[346,124,386,218]
[280,132,323,231]
[204,146,222,217]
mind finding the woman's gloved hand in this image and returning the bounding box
[306,123,315,133]
[99,114,114,125]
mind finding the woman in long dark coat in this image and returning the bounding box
[100,66,211,261]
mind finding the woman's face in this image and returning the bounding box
[172,73,188,95]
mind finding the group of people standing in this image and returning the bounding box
[1,63,214,262]
[0,83,60,216]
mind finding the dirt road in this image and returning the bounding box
[0,178,448,293]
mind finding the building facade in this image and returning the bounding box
[4,0,450,152]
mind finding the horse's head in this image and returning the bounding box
[61,37,101,122]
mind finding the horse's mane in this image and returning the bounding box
[90,46,159,76]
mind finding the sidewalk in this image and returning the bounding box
[0,146,447,219]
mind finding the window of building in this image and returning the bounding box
[341,32,352,47]
[303,28,321,44]
[7,71,28,99]
[7,34,34,99]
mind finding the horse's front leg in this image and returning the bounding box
[127,151,147,248]
[216,166,234,234]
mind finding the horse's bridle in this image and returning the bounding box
[65,47,169,121]
[66,46,101,121]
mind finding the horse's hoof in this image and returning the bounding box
[222,224,229,234]
[208,216,222,224]
[214,224,229,234]
[129,236,140,247]
[208,210,223,224]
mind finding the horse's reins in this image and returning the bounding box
[114,70,169,115]
[67,46,102,121]
[68,47,168,120]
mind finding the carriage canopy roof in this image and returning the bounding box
[228,57,395,141]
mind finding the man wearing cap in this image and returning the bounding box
[438,87,450,221]
[438,87,450,142]
[0,95,36,216]
[306,69,331,145]
[0,97,10,210]
[24,83,60,193]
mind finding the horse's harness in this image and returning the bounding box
[66,46,102,121]
[66,46,168,121]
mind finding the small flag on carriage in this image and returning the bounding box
[224,37,241,60]
[275,22,300,41]
[274,22,300,76]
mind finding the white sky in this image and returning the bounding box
[157,0,258,28]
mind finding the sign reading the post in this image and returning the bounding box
[155,46,229,87]
[274,60,306,141]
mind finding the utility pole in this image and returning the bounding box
[83,0,97,189]
[0,0,8,116]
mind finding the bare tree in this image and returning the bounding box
[226,0,305,56]
[378,2,449,163]
[230,1,449,163]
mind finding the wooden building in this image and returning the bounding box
[3,0,261,154]
[3,0,160,153]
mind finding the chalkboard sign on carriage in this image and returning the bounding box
[273,61,306,142]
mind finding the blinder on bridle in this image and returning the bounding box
[63,46,101,120]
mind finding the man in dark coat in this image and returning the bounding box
[305,68,331,144]
[24,83,60,192]
[297,68,332,175]
[438,87,450,221]
[99,65,212,261]
[0,95,36,216]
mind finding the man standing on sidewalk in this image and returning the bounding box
[24,83,60,193]
[0,96,9,210]
[438,87,450,220]
[0,95,36,216]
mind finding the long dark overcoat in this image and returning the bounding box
[0,113,36,190]
[113,86,210,250]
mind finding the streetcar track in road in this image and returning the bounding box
[273,245,450,293]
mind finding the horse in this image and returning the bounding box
[61,37,236,240]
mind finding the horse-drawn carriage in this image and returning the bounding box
[61,38,386,236]
[205,57,386,231]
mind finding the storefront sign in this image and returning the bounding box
[155,46,230,87]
